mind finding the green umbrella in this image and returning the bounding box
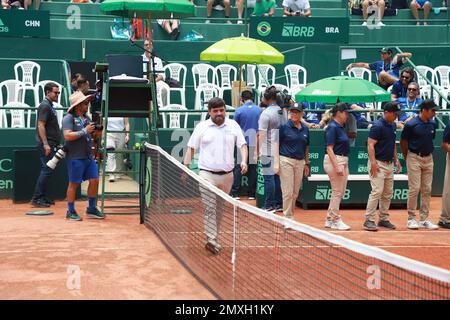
[100,0,196,19]
[295,76,391,104]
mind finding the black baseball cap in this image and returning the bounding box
[380,47,393,54]
[419,99,439,110]
[289,103,303,112]
[383,101,401,113]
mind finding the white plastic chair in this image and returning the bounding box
[257,64,276,89]
[434,65,450,109]
[243,64,256,89]
[0,79,25,104]
[215,64,237,95]
[34,80,64,108]
[3,102,32,128]
[191,63,216,90]
[195,83,223,121]
[347,67,372,82]
[163,63,187,106]
[415,65,436,101]
[156,81,171,108]
[14,61,40,103]
[284,64,307,93]
[159,104,188,128]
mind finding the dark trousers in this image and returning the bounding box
[261,155,282,209]
[32,146,56,200]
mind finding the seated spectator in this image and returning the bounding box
[303,102,327,128]
[77,77,90,95]
[282,0,311,17]
[143,39,164,82]
[346,47,412,90]
[206,0,231,24]
[1,0,31,9]
[350,103,374,129]
[361,0,385,26]
[396,82,422,128]
[391,67,415,100]
[252,0,276,17]
[157,19,180,40]
[410,0,432,25]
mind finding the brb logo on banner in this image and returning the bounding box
[257,21,271,37]
[0,19,9,33]
[282,23,314,38]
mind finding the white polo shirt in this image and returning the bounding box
[188,118,247,172]
[282,0,310,12]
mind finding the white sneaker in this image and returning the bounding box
[419,220,439,230]
[205,19,211,24]
[377,21,385,26]
[232,196,240,200]
[324,219,333,228]
[331,219,351,230]
[226,20,232,24]
[237,19,243,24]
[248,196,255,200]
[362,21,367,26]
[407,219,419,230]
[109,174,115,182]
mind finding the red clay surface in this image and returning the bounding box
[0,199,214,300]
[284,196,450,271]
[1,196,449,299]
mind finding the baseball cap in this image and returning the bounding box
[289,103,303,112]
[383,101,401,113]
[419,99,439,110]
[380,47,393,54]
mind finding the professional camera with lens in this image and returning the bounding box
[91,111,104,131]
[46,145,68,170]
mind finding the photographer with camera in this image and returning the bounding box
[31,82,62,208]
[62,91,105,221]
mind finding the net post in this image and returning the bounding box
[232,202,237,299]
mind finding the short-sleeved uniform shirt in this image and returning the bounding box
[234,101,262,147]
[397,97,422,123]
[401,116,437,156]
[443,122,450,145]
[187,118,246,172]
[391,79,408,98]
[368,57,403,79]
[325,119,350,156]
[369,117,397,161]
[258,104,285,156]
[35,98,61,146]
[279,120,309,160]
[62,113,94,160]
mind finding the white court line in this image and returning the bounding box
[0,247,124,254]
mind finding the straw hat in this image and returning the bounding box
[68,91,94,113]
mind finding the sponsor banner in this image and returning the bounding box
[0,10,50,38]
[250,17,349,43]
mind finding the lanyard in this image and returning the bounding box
[406,99,417,109]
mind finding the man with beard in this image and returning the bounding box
[183,97,248,254]
[391,68,415,100]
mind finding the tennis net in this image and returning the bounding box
[143,143,450,300]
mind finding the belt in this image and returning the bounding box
[377,159,393,164]
[200,169,233,175]
[280,154,304,161]
[410,151,431,158]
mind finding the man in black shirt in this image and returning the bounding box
[31,82,62,207]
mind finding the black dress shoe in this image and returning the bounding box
[438,221,450,229]
[31,198,50,208]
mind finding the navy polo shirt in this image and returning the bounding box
[401,116,438,156]
[279,120,309,160]
[368,57,403,78]
[325,119,350,156]
[443,122,450,144]
[234,101,262,147]
[391,80,407,98]
[369,118,397,161]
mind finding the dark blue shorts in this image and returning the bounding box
[67,158,99,183]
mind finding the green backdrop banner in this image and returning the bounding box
[0,10,50,38]
[249,16,349,43]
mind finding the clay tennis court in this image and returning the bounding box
[0,196,449,299]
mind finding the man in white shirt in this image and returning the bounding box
[282,0,311,16]
[184,97,248,254]
[142,39,164,82]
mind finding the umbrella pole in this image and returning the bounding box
[239,63,242,93]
